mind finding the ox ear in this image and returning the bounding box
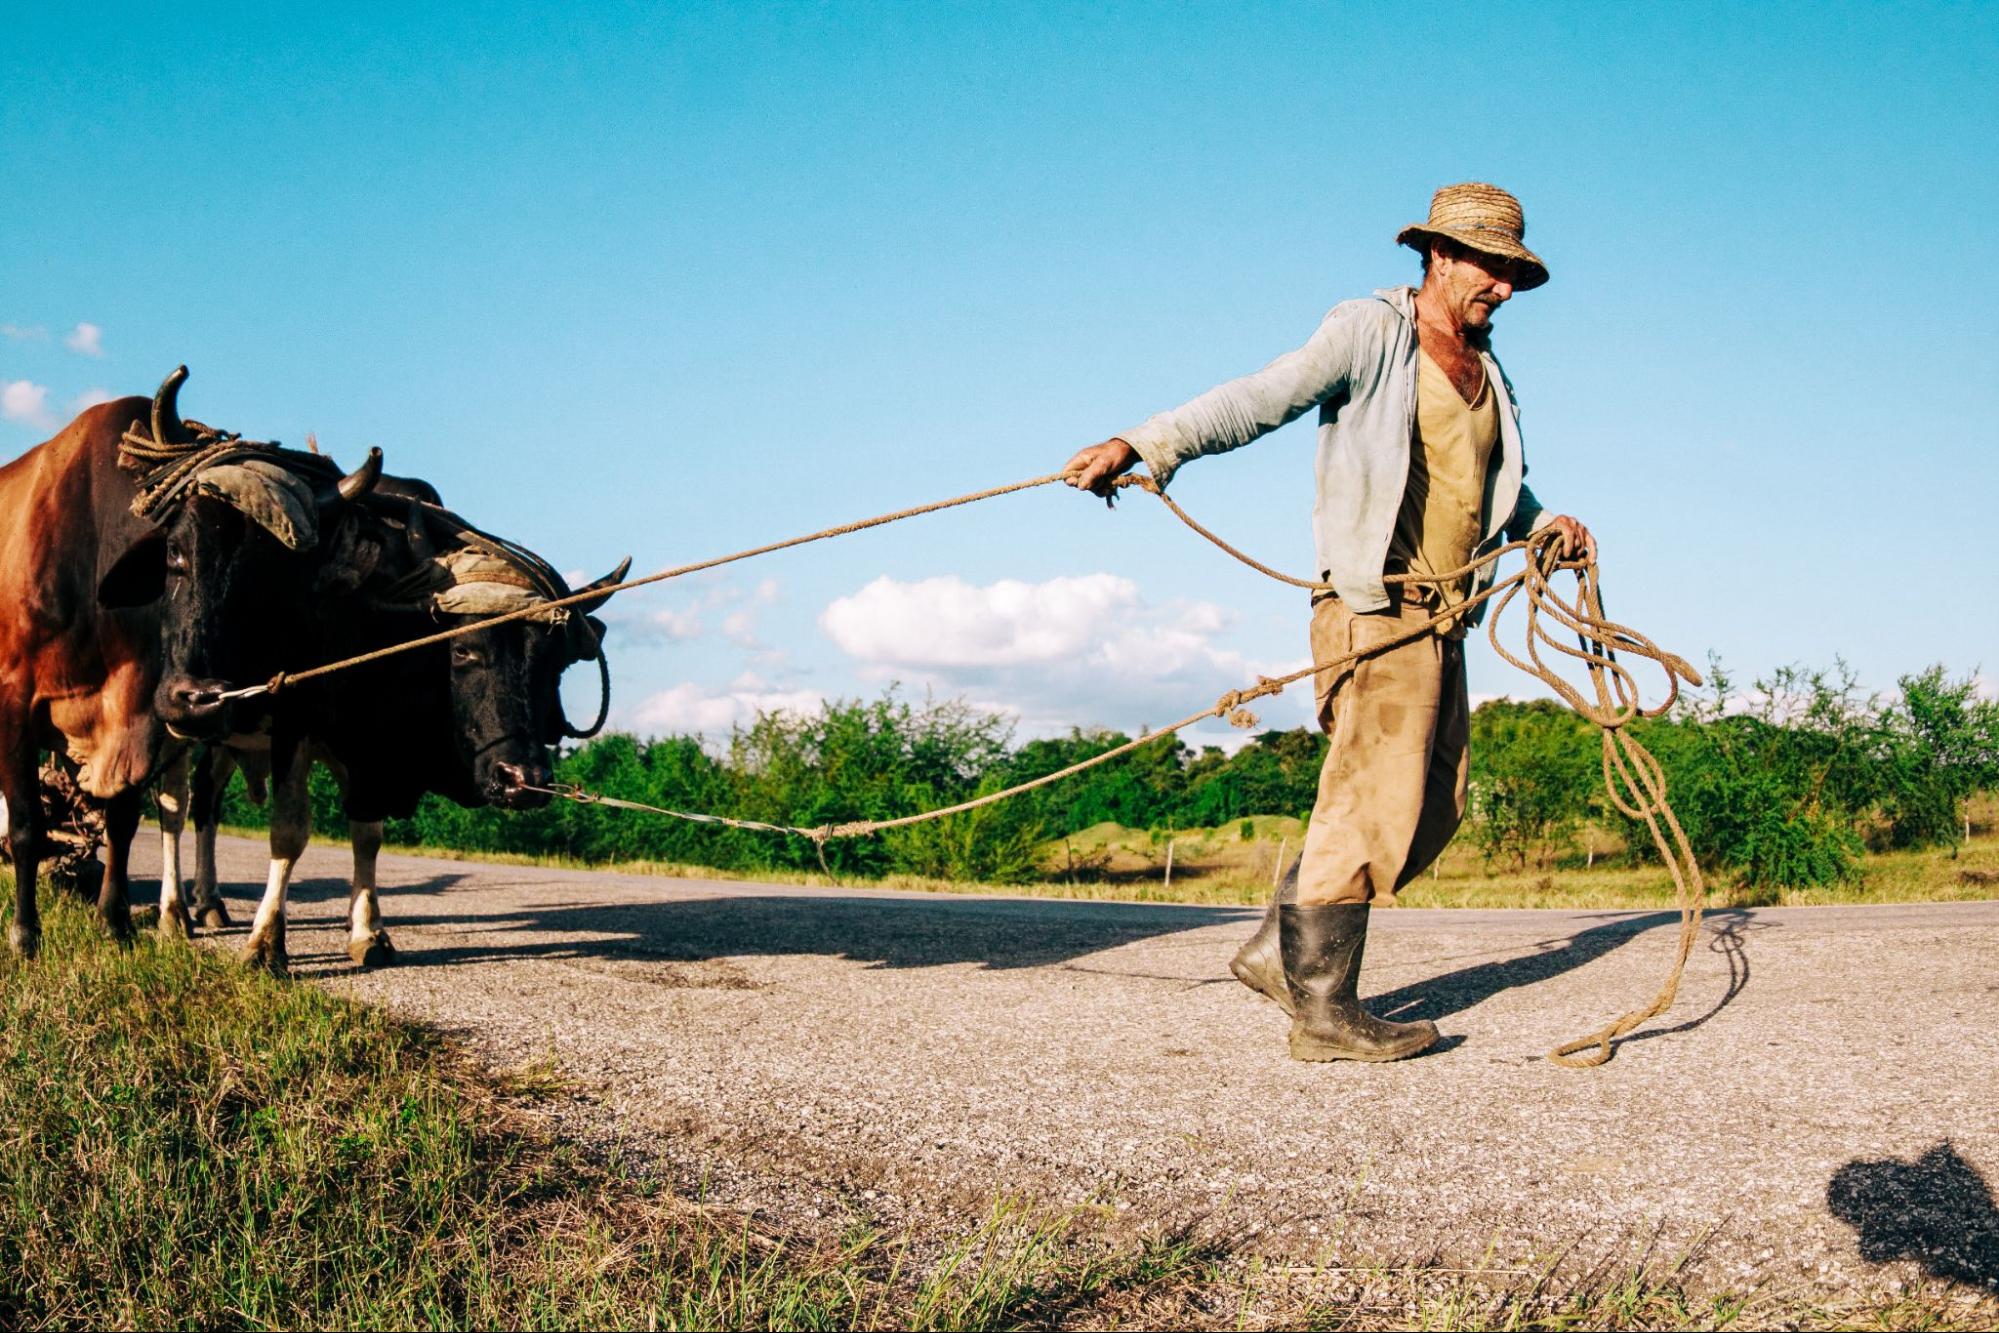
[98,530,168,608]
[570,557,632,615]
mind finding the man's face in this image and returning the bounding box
[1431,242,1524,331]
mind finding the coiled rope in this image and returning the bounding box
[207,466,1708,1066]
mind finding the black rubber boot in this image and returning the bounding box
[1229,860,1297,1013]
[1280,903,1439,1062]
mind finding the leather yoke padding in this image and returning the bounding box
[193,460,320,552]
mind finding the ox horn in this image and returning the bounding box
[151,365,191,445]
[570,556,632,614]
[319,446,384,512]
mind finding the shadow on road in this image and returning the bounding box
[1616,911,1769,1047]
[330,892,1250,972]
[281,871,475,904]
[1829,1141,1999,1288]
[1367,908,1760,1027]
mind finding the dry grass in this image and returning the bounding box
[251,795,1999,915]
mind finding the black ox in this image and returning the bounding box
[106,368,624,969]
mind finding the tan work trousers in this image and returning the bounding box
[1294,592,1470,906]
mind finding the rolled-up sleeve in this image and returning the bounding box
[1118,306,1365,490]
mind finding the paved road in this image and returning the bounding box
[133,833,1999,1295]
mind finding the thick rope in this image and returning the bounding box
[200,462,1708,1066]
[210,472,1068,701]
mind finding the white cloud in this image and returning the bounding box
[594,600,700,647]
[650,605,704,640]
[63,322,104,357]
[820,572,1312,741]
[1,380,53,428]
[822,573,1140,668]
[599,576,779,649]
[69,387,115,414]
[1,323,48,342]
[629,682,823,737]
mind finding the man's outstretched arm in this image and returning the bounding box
[1063,302,1376,496]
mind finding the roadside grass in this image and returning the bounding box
[252,796,1999,913]
[3,882,1995,1331]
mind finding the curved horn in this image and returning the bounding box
[570,556,632,614]
[317,446,384,517]
[337,446,384,503]
[151,365,190,445]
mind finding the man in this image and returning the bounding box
[1063,183,1593,1064]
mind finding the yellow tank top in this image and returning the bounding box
[1390,348,1500,620]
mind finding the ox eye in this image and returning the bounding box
[164,544,189,575]
[451,645,482,666]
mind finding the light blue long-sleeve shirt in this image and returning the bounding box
[1119,285,1550,623]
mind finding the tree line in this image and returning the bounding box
[218,663,1999,891]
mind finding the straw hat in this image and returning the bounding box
[1396,182,1548,290]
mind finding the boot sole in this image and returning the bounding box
[1229,954,1296,1016]
[1288,1025,1439,1063]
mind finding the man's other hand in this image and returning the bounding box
[1063,439,1140,498]
[1546,514,1597,563]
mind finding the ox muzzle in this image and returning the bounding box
[158,676,251,741]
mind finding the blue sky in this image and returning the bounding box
[5,2,1994,747]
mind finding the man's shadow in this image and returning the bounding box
[1829,1142,1999,1289]
[1366,908,1757,1028]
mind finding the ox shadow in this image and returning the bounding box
[377,892,1250,973]
[186,871,476,941]
[280,870,475,905]
[1828,1141,1999,1289]
[1368,907,1759,1030]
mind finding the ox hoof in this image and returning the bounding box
[347,932,397,968]
[242,938,290,976]
[198,899,233,930]
[9,922,40,960]
[157,902,194,942]
[101,907,135,947]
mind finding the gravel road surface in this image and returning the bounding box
[134,833,1999,1296]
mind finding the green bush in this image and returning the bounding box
[1468,699,1600,869]
[197,666,1993,891]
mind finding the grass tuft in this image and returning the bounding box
[0,891,880,1330]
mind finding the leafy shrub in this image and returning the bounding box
[198,664,1993,890]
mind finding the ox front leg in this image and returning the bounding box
[2,733,42,959]
[243,757,312,975]
[154,750,192,940]
[346,819,395,966]
[97,788,140,944]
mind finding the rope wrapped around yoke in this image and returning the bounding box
[218,465,1709,1067]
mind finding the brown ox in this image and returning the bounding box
[0,397,174,953]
